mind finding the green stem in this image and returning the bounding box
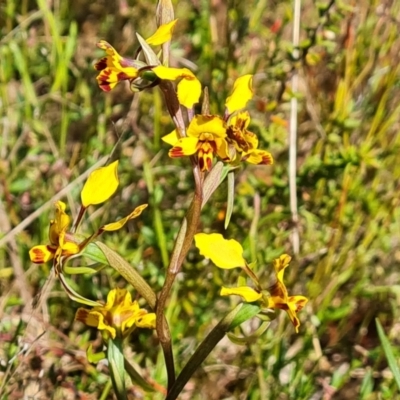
[155,188,203,392]
[156,79,203,392]
[99,379,113,400]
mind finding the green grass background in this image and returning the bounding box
[1,0,400,399]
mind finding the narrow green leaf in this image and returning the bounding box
[124,359,156,392]
[82,242,109,264]
[107,337,127,400]
[8,42,38,107]
[95,242,157,309]
[376,318,400,390]
[228,303,261,330]
[227,321,270,345]
[63,263,105,275]
[202,162,224,208]
[359,367,373,399]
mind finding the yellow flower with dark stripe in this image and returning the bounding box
[29,201,80,264]
[94,41,142,92]
[75,288,156,339]
[194,233,308,333]
[266,255,308,333]
[224,75,273,166]
[94,20,202,108]
[29,161,147,268]
[162,115,230,171]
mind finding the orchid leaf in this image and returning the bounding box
[82,242,109,264]
[95,242,156,309]
[228,303,261,330]
[124,358,156,393]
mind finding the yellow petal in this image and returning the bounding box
[197,142,215,171]
[286,300,308,333]
[81,161,119,207]
[54,200,70,229]
[104,288,132,310]
[29,245,55,263]
[243,149,274,165]
[49,201,71,245]
[146,19,178,46]
[220,286,262,302]
[242,129,258,149]
[75,308,98,327]
[194,233,246,269]
[187,115,226,138]
[152,66,201,108]
[286,305,302,333]
[230,111,251,130]
[95,313,117,339]
[61,240,81,256]
[215,137,231,161]
[225,74,253,114]
[289,295,308,312]
[169,137,199,158]
[104,288,117,309]
[136,313,156,329]
[177,76,202,108]
[152,65,189,80]
[273,254,292,283]
[162,130,179,145]
[101,204,148,231]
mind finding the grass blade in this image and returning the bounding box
[376,318,400,390]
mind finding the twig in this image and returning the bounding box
[289,0,301,255]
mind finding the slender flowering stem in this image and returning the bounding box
[156,78,204,392]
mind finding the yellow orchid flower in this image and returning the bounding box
[226,111,273,165]
[94,21,177,92]
[29,162,147,268]
[267,255,308,333]
[194,233,308,333]
[75,288,156,340]
[29,201,81,264]
[94,40,143,92]
[94,20,201,107]
[161,75,272,169]
[162,115,230,171]
[224,77,273,166]
[29,203,147,267]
